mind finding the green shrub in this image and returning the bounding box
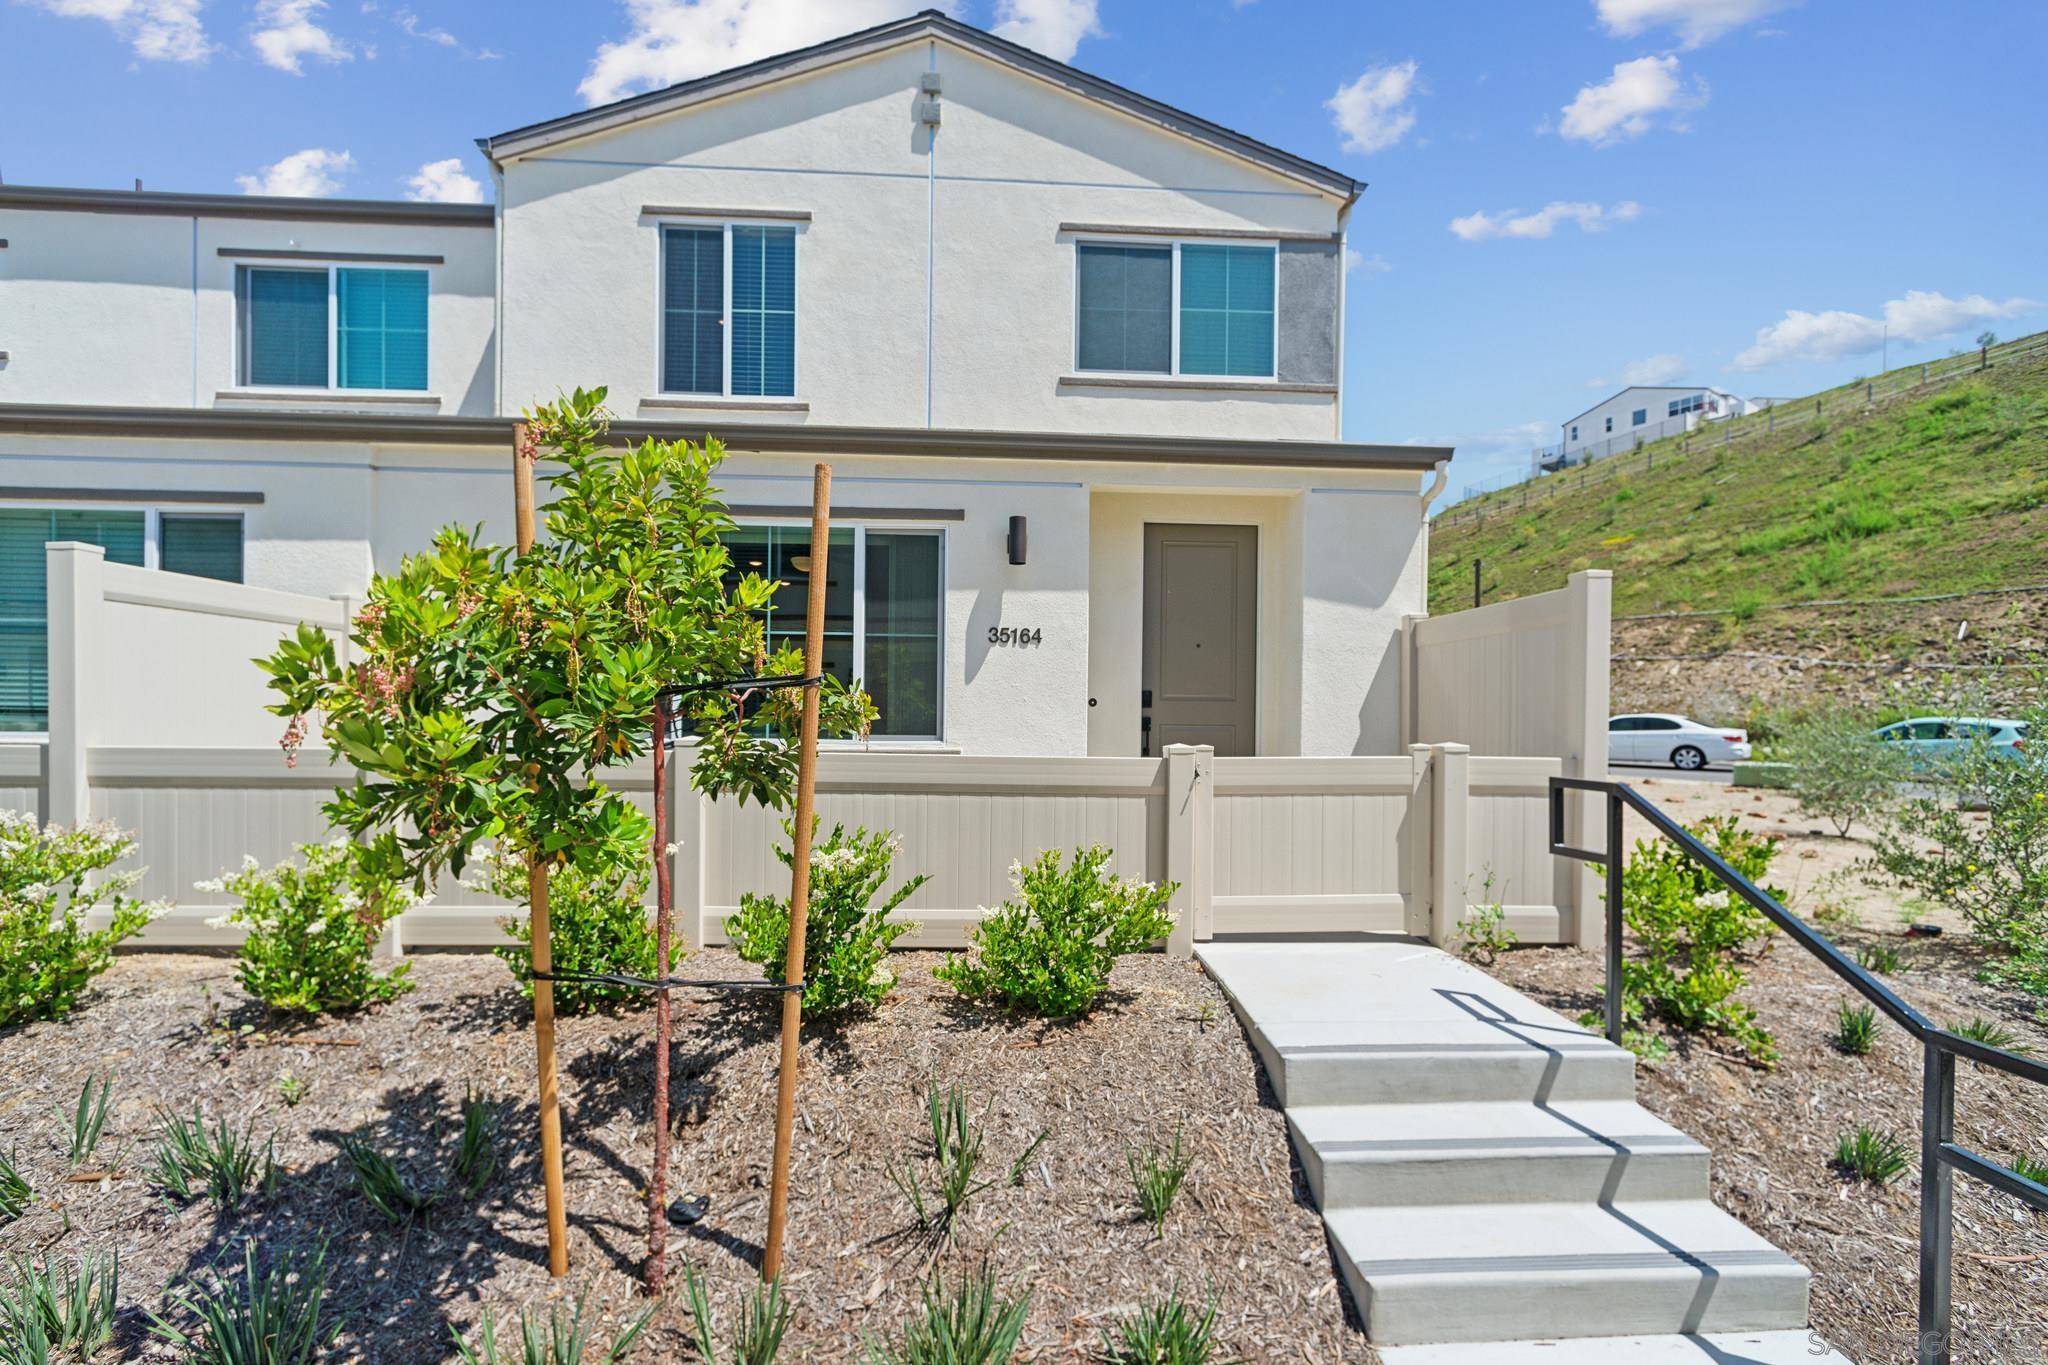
[66,1073,113,1166]
[147,1242,335,1365]
[481,828,655,1016]
[935,847,1175,1017]
[1602,817,1781,1063]
[0,1149,29,1223]
[1781,709,1904,837]
[1453,874,1516,964]
[337,1132,443,1225]
[2011,1152,2048,1186]
[1101,1289,1223,1365]
[727,822,926,1016]
[1726,588,1765,623]
[863,1264,1029,1365]
[0,810,161,1028]
[1855,940,1903,975]
[1834,1002,1878,1056]
[889,1082,994,1243]
[1950,1016,2029,1054]
[1832,1125,1911,1185]
[201,839,416,1014]
[1868,705,2048,996]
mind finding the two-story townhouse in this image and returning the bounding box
[0,9,1450,759]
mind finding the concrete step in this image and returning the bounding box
[1256,1019,1640,1106]
[1327,1200,1811,1346]
[1379,1330,1851,1364]
[1290,1099,1711,1207]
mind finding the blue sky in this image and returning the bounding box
[6,0,2045,497]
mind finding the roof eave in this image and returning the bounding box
[0,404,1446,473]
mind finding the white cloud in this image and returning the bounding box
[991,0,1100,60]
[251,0,353,72]
[1732,290,2037,370]
[1594,0,1798,48]
[236,148,355,197]
[1449,200,1640,241]
[1344,249,1391,275]
[579,1,942,107]
[27,0,209,62]
[1559,55,1705,145]
[393,6,455,44]
[1590,353,1688,388]
[404,157,485,203]
[1326,60,1420,155]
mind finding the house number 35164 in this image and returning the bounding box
[987,626,1043,646]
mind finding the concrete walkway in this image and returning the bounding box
[1197,939,1842,1359]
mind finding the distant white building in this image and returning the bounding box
[1544,385,1760,470]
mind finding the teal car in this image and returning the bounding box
[1873,716,2029,771]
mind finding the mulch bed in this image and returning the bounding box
[0,949,1375,1362]
[1483,932,2048,1364]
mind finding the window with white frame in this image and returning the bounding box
[720,525,941,738]
[1075,239,1277,379]
[661,223,797,398]
[0,507,244,732]
[237,265,428,391]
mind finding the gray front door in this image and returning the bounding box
[1142,523,1258,756]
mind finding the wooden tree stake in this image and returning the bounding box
[645,693,674,1295]
[762,463,830,1282]
[514,421,571,1279]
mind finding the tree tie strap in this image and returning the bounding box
[527,968,805,995]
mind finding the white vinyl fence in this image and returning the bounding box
[2,542,1611,955]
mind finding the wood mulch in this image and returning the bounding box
[0,949,1375,1363]
[1483,931,2048,1365]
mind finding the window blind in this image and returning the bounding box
[241,268,329,387]
[1075,243,1171,373]
[0,510,146,732]
[662,227,725,394]
[160,516,245,583]
[337,269,429,391]
[1178,244,1275,377]
[730,226,796,397]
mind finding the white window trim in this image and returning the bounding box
[656,219,803,400]
[1071,235,1280,382]
[231,260,433,397]
[730,519,944,741]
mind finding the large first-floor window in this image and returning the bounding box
[0,508,243,732]
[720,525,941,739]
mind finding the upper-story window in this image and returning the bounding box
[236,266,428,391]
[661,224,797,398]
[1075,240,1276,379]
[1668,393,1707,418]
[1632,408,1647,426]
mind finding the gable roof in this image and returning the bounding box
[478,9,1360,200]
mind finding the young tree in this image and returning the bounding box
[1781,708,1904,838]
[259,387,872,1282]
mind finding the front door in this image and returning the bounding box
[1142,523,1258,756]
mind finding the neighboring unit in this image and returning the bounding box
[0,9,1447,759]
[1542,384,1760,471]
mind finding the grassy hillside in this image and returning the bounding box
[1429,344,2048,617]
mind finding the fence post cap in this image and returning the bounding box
[44,540,108,559]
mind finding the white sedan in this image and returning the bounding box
[1609,713,1752,770]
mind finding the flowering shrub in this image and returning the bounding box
[1597,816,1781,1063]
[1869,709,2048,996]
[477,822,658,1015]
[936,847,1175,1018]
[202,838,418,1014]
[0,811,162,1027]
[727,822,927,1016]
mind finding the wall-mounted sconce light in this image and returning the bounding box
[789,554,813,574]
[1007,515,1027,566]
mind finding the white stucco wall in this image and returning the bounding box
[0,208,496,416]
[2,430,1426,757]
[498,35,1345,438]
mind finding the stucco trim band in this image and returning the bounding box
[640,206,813,222]
[1057,222,1338,243]
[1057,375,1337,396]
[0,485,265,505]
[217,248,447,265]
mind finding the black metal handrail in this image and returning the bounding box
[1547,775,2048,1365]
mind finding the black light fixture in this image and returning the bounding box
[1006,515,1027,566]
